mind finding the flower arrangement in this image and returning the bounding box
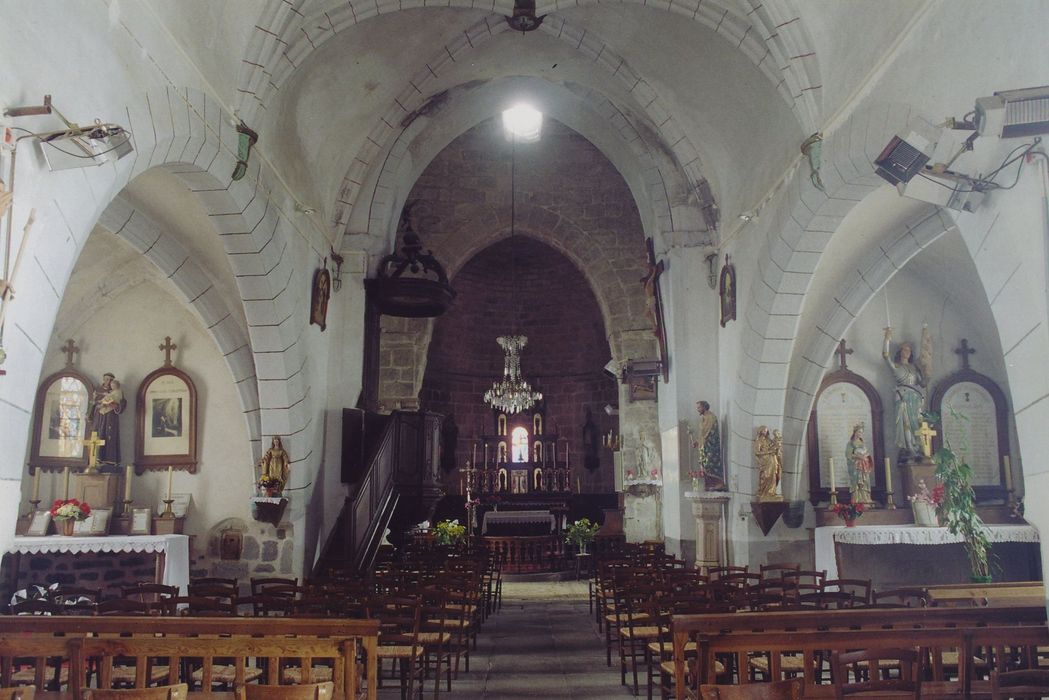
[649,468,661,480]
[50,498,91,521]
[433,519,466,546]
[907,479,945,507]
[565,518,600,551]
[257,474,284,495]
[831,501,865,523]
[625,469,636,480]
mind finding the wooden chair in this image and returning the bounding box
[95,599,153,616]
[0,688,34,700]
[121,584,178,604]
[990,668,1049,699]
[831,648,921,698]
[84,684,187,700]
[759,563,801,579]
[821,579,872,609]
[240,682,333,700]
[870,587,928,608]
[368,595,425,700]
[9,599,64,616]
[699,679,804,699]
[250,577,298,595]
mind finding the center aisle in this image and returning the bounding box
[383,580,635,699]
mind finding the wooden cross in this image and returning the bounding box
[955,338,976,370]
[834,339,854,370]
[82,430,106,471]
[159,336,177,367]
[60,338,79,367]
[917,421,937,459]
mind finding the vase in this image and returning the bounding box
[970,574,993,584]
[844,518,856,528]
[911,501,939,527]
[59,518,75,536]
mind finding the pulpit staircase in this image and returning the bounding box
[313,410,444,577]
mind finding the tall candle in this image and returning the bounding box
[484,443,489,467]
[1004,455,1013,492]
[472,442,477,466]
[884,457,892,493]
[166,466,173,501]
[32,469,40,501]
[577,477,581,494]
[124,464,133,502]
[884,288,891,328]
[566,444,570,469]
[829,458,836,492]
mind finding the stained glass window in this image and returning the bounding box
[511,426,529,463]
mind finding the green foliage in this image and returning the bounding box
[564,518,600,548]
[433,519,466,546]
[931,413,992,580]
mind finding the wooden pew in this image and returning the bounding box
[671,605,1048,700]
[0,616,379,700]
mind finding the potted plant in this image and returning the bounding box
[433,519,466,546]
[934,441,992,582]
[565,517,600,554]
[257,474,284,497]
[907,479,944,527]
[50,498,91,535]
[831,501,865,527]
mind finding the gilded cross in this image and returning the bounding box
[955,338,976,370]
[60,339,79,367]
[159,336,178,367]
[82,430,106,472]
[834,339,854,370]
[917,421,937,458]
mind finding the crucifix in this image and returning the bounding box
[834,339,854,370]
[159,336,178,367]
[954,338,976,370]
[640,238,668,381]
[61,338,79,367]
[917,421,937,459]
[82,430,106,474]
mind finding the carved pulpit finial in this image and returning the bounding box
[955,338,976,370]
[917,421,937,459]
[159,336,178,367]
[60,339,79,367]
[82,430,106,474]
[834,339,854,371]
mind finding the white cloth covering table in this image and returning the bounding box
[481,510,556,534]
[4,534,190,594]
[815,524,1038,580]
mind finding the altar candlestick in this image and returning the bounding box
[1004,455,1013,492]
[884,289,891,328]
[124,464,133,502]
[577,477,581,494]
[484,443,489,467]
[32,469,40,502]
[566,444,570,469]
[829,458,835,491]
[472,442,477,466]
[884,457,892,493]
[166,466,174,502]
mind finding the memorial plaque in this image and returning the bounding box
[941,381,999,486]
[816,382,873,488]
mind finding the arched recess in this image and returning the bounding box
[235,0,820,133]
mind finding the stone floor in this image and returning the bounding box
[378,580,636,699]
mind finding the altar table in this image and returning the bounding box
[4,534,190,594]
[815,524,1039,581]
[481,510,556,535]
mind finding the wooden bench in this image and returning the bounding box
[0,616,379,700]
[671,605,1048,700]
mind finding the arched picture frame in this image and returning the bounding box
[931,366,1010,500]
[29,369,94,472]
[807,366,884,505]
[135,366,198,473]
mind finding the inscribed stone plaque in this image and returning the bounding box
[816,382,873,488]
[941,381,999,486]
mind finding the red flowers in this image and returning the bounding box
[50,498,91,520]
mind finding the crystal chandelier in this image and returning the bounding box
[482,116,542,414]
[484,335,542,414]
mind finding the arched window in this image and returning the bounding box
[511,426,529,463]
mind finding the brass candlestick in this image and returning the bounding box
[885,489,897,510]
[161,499,175,518]
[121,499,133,516]
[829,488,838,506]
[25,498,40,518]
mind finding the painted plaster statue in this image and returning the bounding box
[89,372,125,465]
[258,436,291,485]
[845,423,875,504]
[694,401,724,490]
[883,325,932,461]
[636,429,658,478]
[754,426,782,500]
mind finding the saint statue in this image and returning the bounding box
[845,423,874,504]
[693,401,724,490]
[883,325,932,461]
[258,436,291,485]
[754,426,782,500]
[89,372,125,466]
[636,429,658,478]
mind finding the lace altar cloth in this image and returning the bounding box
[833,524,1039,546]
[482,510,556,535]
[5,535,190,593]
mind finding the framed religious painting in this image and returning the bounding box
[29,369,94,473]
[931,360,1010,502]
[719,255,737,328]
[135,366,197,473]
[806,343,884,506]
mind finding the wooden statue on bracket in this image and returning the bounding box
[135,336,198,474]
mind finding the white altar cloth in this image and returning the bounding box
[815,524,1039,580]
[5,535,190,593]
[482,510,556,534]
